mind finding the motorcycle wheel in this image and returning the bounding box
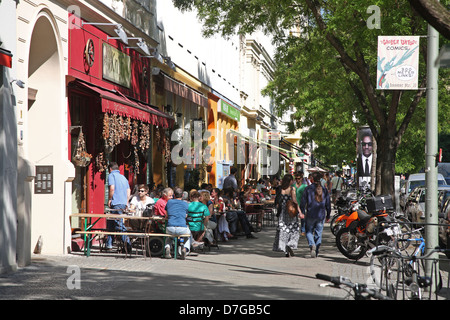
[335,227,367,260]
[329,214,343,236]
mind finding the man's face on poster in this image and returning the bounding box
[361,135,373,157]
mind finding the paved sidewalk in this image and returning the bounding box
[1,221,449,302]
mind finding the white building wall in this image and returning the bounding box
[0,0,19,273]
[16,2,75,256]
[156,2,241,105]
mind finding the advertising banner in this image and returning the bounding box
[377,36,420,90]
[356,126,375,190]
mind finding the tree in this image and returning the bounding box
[408,0,450,39]
[172,0,450,196]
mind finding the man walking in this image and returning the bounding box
[106,162,131,251]
[300,172,331,258]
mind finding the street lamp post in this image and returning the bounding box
[424,19,439,292]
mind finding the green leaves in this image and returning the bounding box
[171,0,449,174]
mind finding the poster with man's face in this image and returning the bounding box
[357,127,374,189]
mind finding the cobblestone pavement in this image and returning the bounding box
[1,220,449,303]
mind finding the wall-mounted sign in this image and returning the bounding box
[377,36,420,90]
[102,42,131,88]
[219,99,240,121]
[84,38,95,68]
[34,166,53,194]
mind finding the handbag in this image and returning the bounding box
[286,199,299,218]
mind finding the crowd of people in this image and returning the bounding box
[272,170,349,258]
[106,163,263,259]
[106,161,343,260]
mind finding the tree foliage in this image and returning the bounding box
[173,0,450,194]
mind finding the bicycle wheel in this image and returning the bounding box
[369,252,401,296]
[392,216,415,252]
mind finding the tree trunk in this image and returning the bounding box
[375,129,397,197]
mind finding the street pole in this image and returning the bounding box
[425,18,439,289]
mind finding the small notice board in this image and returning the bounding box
[35,165,53,194]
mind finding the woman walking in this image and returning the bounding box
[273,174,303,257]
[300,172,331,258]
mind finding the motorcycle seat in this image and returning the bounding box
[357,209,372,226]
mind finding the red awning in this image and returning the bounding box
[0,48,12,68]
[164,75,208,108]
[70,80,174,129]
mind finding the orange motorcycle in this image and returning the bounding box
[335,195,399,260]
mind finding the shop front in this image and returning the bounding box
[68,18,174,228]
[161,72,209,189]
[208,93,240,189]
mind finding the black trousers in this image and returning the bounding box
[226,210,253,235]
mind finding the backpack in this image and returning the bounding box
[142,204,154,217]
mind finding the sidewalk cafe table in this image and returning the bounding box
[244,203,264,231]
[70,213,163,257]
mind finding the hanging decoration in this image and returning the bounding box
[131,119,139,145]
[134,146,140,175]
[72,129,92,167]
[95,151,107,172]
[139,122,150,152]
[101,113,158,173]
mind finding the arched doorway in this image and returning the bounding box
[27,10,73,254]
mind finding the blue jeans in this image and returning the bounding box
[305,218,324,249]
[106,204,130,248]
[300,218,306,234]
[165,226,192,252]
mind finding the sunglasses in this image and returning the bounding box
[138,190,146,193]
[361,142,372,147]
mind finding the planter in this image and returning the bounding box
[72,154,92,167]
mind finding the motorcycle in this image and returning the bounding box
[330,188,371,236]
[335,197,401,260]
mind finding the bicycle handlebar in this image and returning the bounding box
[369,245,450,260]
[315,273,393,300]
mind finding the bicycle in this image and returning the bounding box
[316,273,393,300]
[368,232,414,296]
[369,244,446,300]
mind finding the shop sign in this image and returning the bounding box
[102,42,131,88]
[377,36,420,90]
[219,99,240,121]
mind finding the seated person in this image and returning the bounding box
[164,187,191,259]
[152,187,173,232]
[128,184,155,231]
[129,184,155,215]
[187,190,211,242]
[211,188,233,241]
[200,190,217,244]
[225,191,257,239]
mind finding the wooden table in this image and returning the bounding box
[244,203,265,231]
[70,213,164,257]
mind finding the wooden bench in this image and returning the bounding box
[75,231,191,259]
